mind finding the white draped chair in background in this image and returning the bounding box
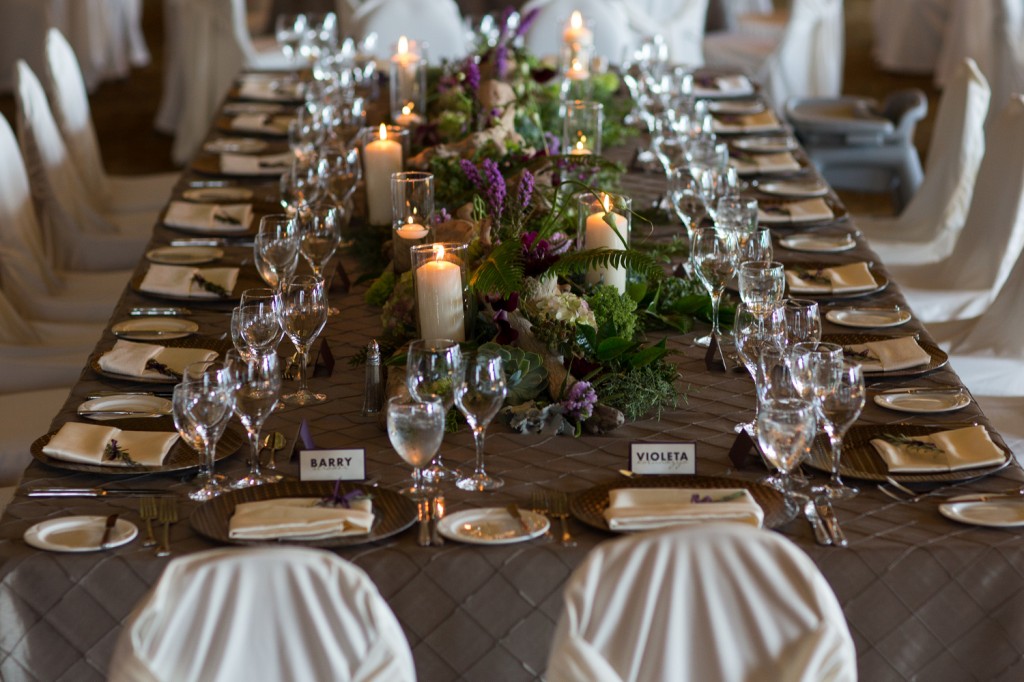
[857,59,990,266]
[546,524,856,682]
[353,0,466,62]
[621,0,710,67]
[703,0,844,110]
[987,0,1024,128]
[888,95,1024,324]
[870,0,948,77]
[109,547,416,682]
[521,0,635,65]
[45,29,177,214]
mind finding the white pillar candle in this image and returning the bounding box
[415,245,465,341]
[365,124,403,225]
[563,11,593,48]
[585,199,628,293]
[393,219,429,273]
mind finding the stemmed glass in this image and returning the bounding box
[406,339,462,482]
[226,351,283,488]
[238,288,282,358]
[789,341,845,493]
[734,304,787,411]
[455,350,507,492]
[319,142,361,211]
[274,275,328,405]
[299,203,342,279]
[280,156,323,216]
[756,397,818,514]
[816,360,865,499]
[386,396,445,499]
[275,14,307,63]
[783,298,822,347]
[690,226,737,347]
[255,215,300,289]
[738,260,786,318]
[668,167,706,240]
[174,361,238,501]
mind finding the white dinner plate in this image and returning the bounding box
[873,390,971,414]
[707,99,765,115]
[203,137,268,154]
[24,515,138,552]
[110,317,199,340]
[779,234,856,253]
[826,308,912,328]
[146,245,224,265]
[436,508,549,545]
[732,136,798,153]
[181,187,254,203]
[77,394,173,420]
[757,179,829,198]
[939,496,1024,528]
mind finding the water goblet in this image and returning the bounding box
[455,350,507,491]
[406,338,462,482]
[690,226,738,347]
[816,359,864,499]
[280,155,323,215]
[225,351,283,488]
[255,215,300,289]
[319,142,361,208]
[229,307,251,361]
[299,203,342,279]
[738,260,786,318]
[756,397,817,514]
[176,361,238,501]
[238,288,282,358]
[783,298,822,348]
[275,14,307,63]
[386,396,444,499]
[274,275,328,405]
[668,167,706,240]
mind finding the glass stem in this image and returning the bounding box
[710,288,723,337]
[828,430,844,485]
[295,347,310,393]
[472,425,487,476]
[247,427,262,477]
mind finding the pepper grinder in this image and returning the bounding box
[362,340,384,415]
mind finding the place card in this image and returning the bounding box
[299,449,366,481]
[630,442,696,475]
[728,427,760,469]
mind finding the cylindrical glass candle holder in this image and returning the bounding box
[563,100,603,156]
[577,192,632,293]
[391,171,434,273]
[411,242,468,343]
[389,36,427,126]
[357,124,409,225]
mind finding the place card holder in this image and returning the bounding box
[704,332,724,372]
[728,427,760,469]
[314,339,335,377]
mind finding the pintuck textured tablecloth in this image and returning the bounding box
[2,96,1024,682]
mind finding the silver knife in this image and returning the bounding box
[87,391,174,399]
[27,487,175,498]
[169,238,224,247]
[803,498,832,546]
[129,307,192,316]
[78,410,171,418]
[506,503,532,534]
[99,513,118,549]
[815,496,848,547]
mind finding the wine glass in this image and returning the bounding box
[668,167,706,240]
[455,350,507,492]
[734,304,787,410]
[280,155,323,215]
[406,338,462,482]
[386,396,445,499]
[274,275,328,405]
[319,142,361,209]
[816,360,864,499]
[239,288,283,358]
[690,226,737,347]
[756,397,817,514]
[176,361,238,501]
[783,298,822,348]
[738,260,786,318]
[229,307,250,361]
[255,215,300,289]
[299,203,342,279]
[275,14,307,63]
[226,351,282,488]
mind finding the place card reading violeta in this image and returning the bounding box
[299,449,366,481]
[629,443,696,475]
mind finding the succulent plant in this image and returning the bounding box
[479,342,548,405]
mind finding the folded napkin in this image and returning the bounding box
[785,262,877,295]
[844,336,931,372]
[220,151,294,176]
[237,76,303,101]
[229,498,374,540]
[139,263,239,299]
[164,200,253,232]
[871,425,1006,473]
[712,110,780,133]
[42,422,178,467]
[98,339,217,380]
[694,74,754,97]
[759,198,835,224]
[228,114,292,136]
[731,151,801,175]
[603,488,764,531]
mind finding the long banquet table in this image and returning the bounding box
[2,74,1024,682]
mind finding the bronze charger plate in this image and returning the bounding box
[130,266,264,302]
[190,151,292,180]
[31,421,243,476]
[569,475,795,532]
[823,333,948,377]
[190,481,419,548]
[90,335,233,384]
[805,423,1012,484]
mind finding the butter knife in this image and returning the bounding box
[506,503,532,535]
[99,513,118,549]
[27,487,174,498]
[815,496,848,547]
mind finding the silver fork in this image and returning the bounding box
[139,496,158,548]
[531,490,553,542]
[155,498,178,557]
[549,492,576,547]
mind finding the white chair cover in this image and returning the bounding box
[521,0,635,65]
[871,0,947,76]
[933,0,995,89]
[546,523,857,682]
[987,0,1024,127]
[0,388,68,488]
[44,29,176,214]
[705,0,774,33]
[703,0,844,109]
[353,0,466,63]
[109,547,417,682]
[858,59,990,265]
[621,0,710,67]
[890,95,1024,323]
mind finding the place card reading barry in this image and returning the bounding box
[299,449,366,481]
[630,442,696,475]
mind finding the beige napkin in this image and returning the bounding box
[139,264,239,298]
[713,109,780,133]
[228,114,292,136]
[871,425,1006,473]
[785,262,877,294]
[759,198,835,224]
[42,422,178,467]
[845,336,932,372]
[220,151,294,176]
[731,151,801,175]
[229,498,374,540]
[602,488,764,531]
[237,76,303,101]
[98,339,217,379]
[695,74,754,97]
[164,200,252,232]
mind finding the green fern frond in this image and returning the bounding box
[545,248,659,281]
[469,240,525,297]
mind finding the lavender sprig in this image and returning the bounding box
[880,434,945,458]
[792,266,831,286]
[145,358,182,380]
[103,438,138,465]
[212,210,241,225]
[482,158,506,227]
[318,481,373,508]
[689,492,747,504]
[192,273,230,297]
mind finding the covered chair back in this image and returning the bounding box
[521,0,634,65]
[768,0,844,105]
[353,0,467,62]
[621,0,710,66]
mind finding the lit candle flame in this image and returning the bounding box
[570,58,585,75]
[570,11,583,30]
[402,103,414,116]
[397,35,409,55]
[434,243,446,261]
[601,193,612,213]
[575,134,587,152]
[379,122,388,141]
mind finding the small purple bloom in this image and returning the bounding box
[561,380,597,422]
[517,169,534,210]
[544,131,561,156]
[434,207,452,224]
[498,6,514,41]
[482,158,507,226]
[516,8,541,37]
[464,57,480,91]
[494,44,508,80]
[460,159,483,189]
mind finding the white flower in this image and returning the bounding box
[536,292,597,328]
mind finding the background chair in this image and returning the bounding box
[353,0,467,63]
[621,0,711,67]
[546,523,856,682]
[521,0,635,66]
[109,547,416,682]
[870,0,947,77]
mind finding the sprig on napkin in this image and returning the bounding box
[318,480,373,508]
[103,439,138,465]
[690,491,747,504]
[145,358,182,380]
[792,266,831,285]
[258,159,291,169]
[191,273,230,297]
[760,204,791,216]
[880,434,946,459]
[843,346,876,361]
[212,210,241,225]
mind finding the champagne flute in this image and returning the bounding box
[406,338,462,482]
[455,350,507,492]
[690,226,737,347]
[738,260,786,318]
[274,275,328,405]
[177,361,238,501]
[226,351,283,488]
[255,215,300,289]
[387,396,444,499]
[757,397,817,514]
[816,360,864,499]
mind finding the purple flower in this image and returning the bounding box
[517,169,534,210]
[521,230,562,276]
[460,159,483,189]
[482,158,506,226]
[434,207,452,224]
[516,8,541,38]
[494,44,508,80]
[561,380,597,422]
[498,6,515,41]
[547,231,572,255]
[464,57,480,91]
[544,131,561,156]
